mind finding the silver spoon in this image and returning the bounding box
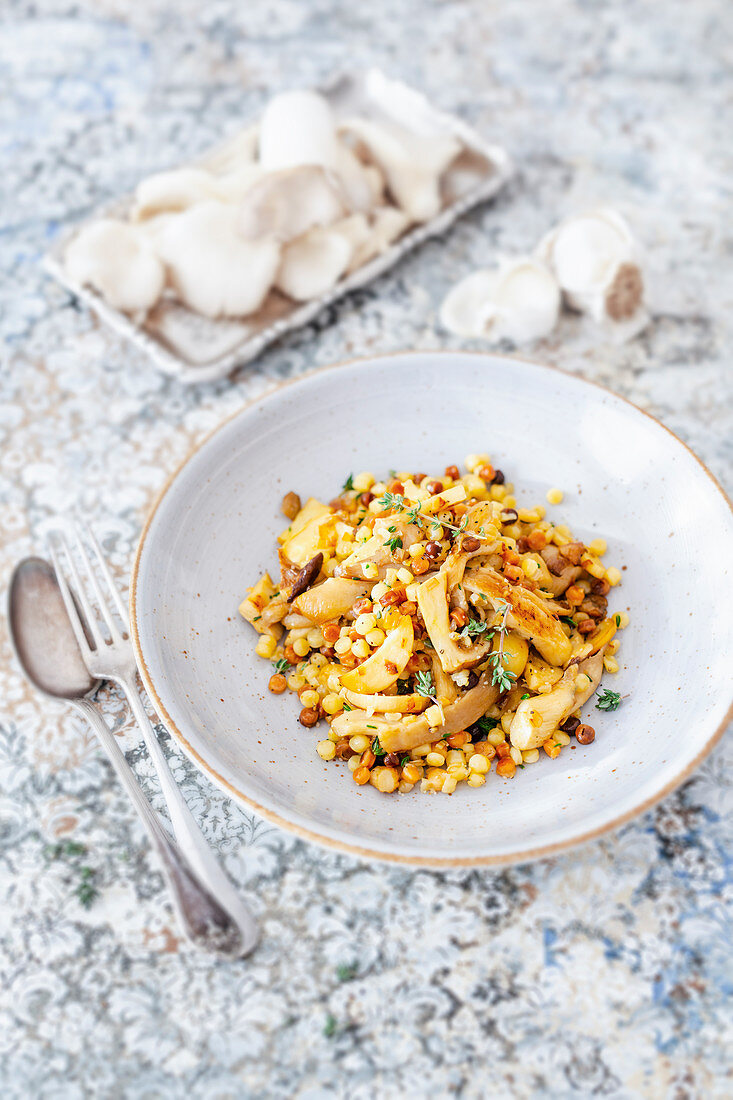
[8,557,256,957]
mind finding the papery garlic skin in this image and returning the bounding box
[538,208,648,337]
[440,258,560,344]
[156,201,281,318]
[65,219,165,315]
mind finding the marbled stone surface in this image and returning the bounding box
[1,1,732,1096]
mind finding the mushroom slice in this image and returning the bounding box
[342,689,428,714]
[156,201,280,319]
[293,577,369,624]
[440,258,561,343]
[64,219,165,316]
[132,168,223,220]
[238,165,346,243]
[339,615,413,693]
[238,573,283,637]
[537,208,648,340]
[415,572,491,674]
[275,224,353,301]
[509,647,606,750]
[340,117,461,222]
[332,670,501,754]
[462,566,572,667]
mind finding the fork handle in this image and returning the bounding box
[115,678,258,955]
[74,699,254,956]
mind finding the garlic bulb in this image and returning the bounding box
[538,208,647,337]
[155,201,280,318]
[440,257,560,344]
[65,219,165,315]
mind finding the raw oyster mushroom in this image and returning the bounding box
[538,208,648,337]
[131,168,223,220]
[340,117,461,222]
[258,89,379,213]
[440,257,561,344]
[155,201,281,318]
[275,224,354,301]
[64,219,165,315]
[238,165,346,243]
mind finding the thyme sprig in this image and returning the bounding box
[595,688,622,712]
[415,669,445,724]
[486,599,516,692]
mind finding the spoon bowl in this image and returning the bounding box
[8,556,99,700]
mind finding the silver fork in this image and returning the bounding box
[48,521,258,958]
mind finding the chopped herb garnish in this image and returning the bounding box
[560,615,576,628]
[460,617,493,639]
[379,491,405,512]
[615,614,621,627]
[371,735,385,755]
[595,688,622,712]
[336,963,358,982]
[384,533,403,554]
[400,754,410,766]
[472,715,498,735]
[342,474,354,492]
[323,1014,338,1038]
[271,657,292,675]
[342,700,353,711]
[521,693,530,700]
[487,600,515,691]
[415,671,435,699]
[396,679,412,695]
[405,501,423,524]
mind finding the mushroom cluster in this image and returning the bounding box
[440,208,648,345]
[64,90,463,321]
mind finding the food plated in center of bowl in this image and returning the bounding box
[240,454,628,796]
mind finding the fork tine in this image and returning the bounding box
[82,523,130,630]
[50,531,106,649]
[71,524,123,643]
[48,537,97,658]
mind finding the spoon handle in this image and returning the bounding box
[74,698,254,957]
[115,679,258,956]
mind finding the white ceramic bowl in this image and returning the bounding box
[131,352,733,865]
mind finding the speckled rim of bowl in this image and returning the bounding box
[130,350,733,867]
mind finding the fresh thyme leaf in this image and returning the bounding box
[367,725,378,732]
[324,1014,338,1038]
[461,618,492,639]
[336,963,358,982]
[396,678,412,695]
[521,693,530,700]
[379,491,405,512]
[271,657,292,675]
[400,754,410,767]
[371,735,384,754]
[405,501,422,524]
[384,534,403,554]
[615,614,621,627]
[415,671,435,699]
[472,715,498,735]
[342,474,354,492]
[491,665,516,693]
[559,615,576,628]
[595,688,622,712]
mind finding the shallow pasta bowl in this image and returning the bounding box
[130,351,733,865]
